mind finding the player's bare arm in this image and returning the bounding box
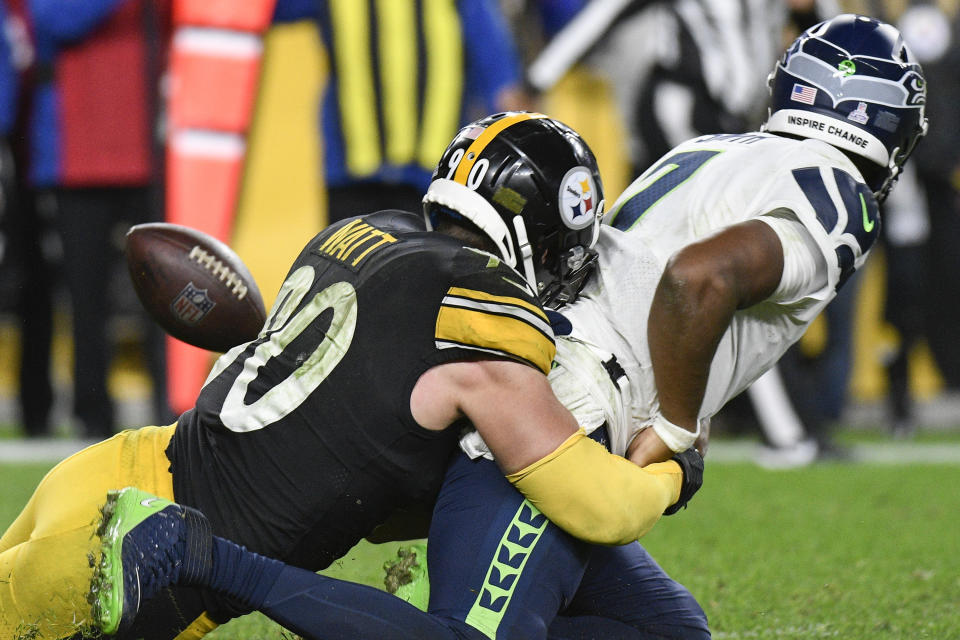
[631,219,784,466]
[412,358,691,545]
[411,358,580,471]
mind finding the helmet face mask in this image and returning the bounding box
[763,14,929,202]
[424,112,604,308]
[538,242,600,309]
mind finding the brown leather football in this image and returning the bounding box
[126,223,266,352]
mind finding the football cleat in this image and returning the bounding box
[89,487,212,635]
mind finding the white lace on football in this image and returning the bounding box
[188,246,248,300]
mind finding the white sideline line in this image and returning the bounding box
[2,438,960,465]
[714,626,839,638]
[0,438,102,463]
[706,440,960,465]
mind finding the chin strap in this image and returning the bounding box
[512,215,539,293]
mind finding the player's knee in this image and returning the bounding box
[496,617,549,640]
[638,583,710,639]
[673,622,712,640]
[660,593,710,639]
[675,588,710,638]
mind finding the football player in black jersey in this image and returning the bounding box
[1,112,700,640]
[92,12,931,636]
[86,113,708,640]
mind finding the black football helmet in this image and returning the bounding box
[764,14,928,202]
[423,112,604,308]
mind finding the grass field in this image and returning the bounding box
[2,447,959,639]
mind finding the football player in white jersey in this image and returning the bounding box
[89,14,925,640]
[435,12,927,637]
[553,13,927,467]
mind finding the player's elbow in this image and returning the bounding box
[661,248,739,313]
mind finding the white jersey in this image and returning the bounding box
[560,132,879,454]
[462,132,880,459]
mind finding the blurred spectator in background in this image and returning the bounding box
[161,0,533,411]
[895,2,960,390]
[272,0,534,224]
[868,1,960,435]
[528,0,838,173]
[777,271,862,458]
[772,0,960,451]
[527,0,842,464]
[0,0,57,438]
[500,0,589,62]
[29,0,173,439]
[881,162,929,437]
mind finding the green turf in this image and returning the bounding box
[643,462,960,638]
[2,456,958,638]
[0,462,54,527]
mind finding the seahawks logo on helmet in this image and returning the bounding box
[904,72,926,105]
[763,14,929,202]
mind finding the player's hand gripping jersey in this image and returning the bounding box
[553,132,880,454]
[167,210,555,571]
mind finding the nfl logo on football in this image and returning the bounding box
[171,282,216,325]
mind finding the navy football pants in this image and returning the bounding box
[255,450,709,639]
[427,450,710,639]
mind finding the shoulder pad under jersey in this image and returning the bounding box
[435,247,556,374]
[788,165,879,290]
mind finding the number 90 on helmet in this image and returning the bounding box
[423,112,604,309]
[763,14,928,202]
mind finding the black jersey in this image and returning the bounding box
[167,211,554,570]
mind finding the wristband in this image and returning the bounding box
[650,414,700,453]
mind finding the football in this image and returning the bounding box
[125,222,267,352]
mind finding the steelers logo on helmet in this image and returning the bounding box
[558,166,599,230]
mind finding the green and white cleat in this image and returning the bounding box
[89,487,211,635]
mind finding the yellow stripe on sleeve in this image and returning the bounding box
[330,0,380,176]
[376,0,417,166]
[445,286,547,322]
[418,0,462,169]
[436,305,555,374]
[451,113,547,185]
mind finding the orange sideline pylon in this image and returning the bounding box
[165,0,278,414]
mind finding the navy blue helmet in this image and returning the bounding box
[764,14,928,201]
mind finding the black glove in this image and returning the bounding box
[663,448,704,515]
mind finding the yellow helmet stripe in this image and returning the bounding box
[451,112,547,185]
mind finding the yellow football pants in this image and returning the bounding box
[0,425,177,639]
